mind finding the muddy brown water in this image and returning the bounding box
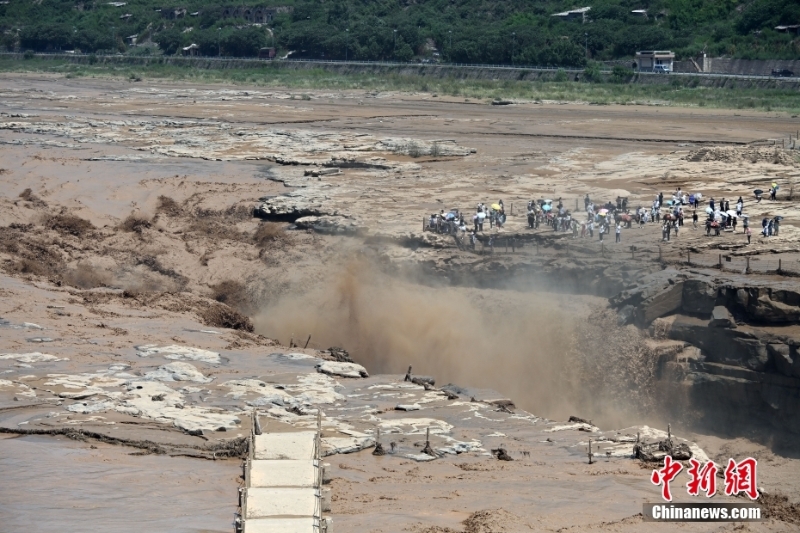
[0,434,237,533]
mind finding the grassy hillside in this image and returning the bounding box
[2,0,799,65]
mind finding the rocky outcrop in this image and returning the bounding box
[668,315,769,371]
[709,306,735,328]
[682,278,718,316]
[610,269,685,326]
[294,215,363,235]
[614,269,800,440]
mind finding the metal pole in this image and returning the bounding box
[218,28,221,57]
[393,29,396,59]
[345,28,348,61]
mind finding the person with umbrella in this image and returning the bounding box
[770,183,778,201]
[754,189,763,203]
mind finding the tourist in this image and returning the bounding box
[710,198,715,211]
[742,216,749,234]
[732,216,737,232]
[477,209,485,231]
[774,217,780,236]
[599,223,605,241]
[692,211,698,229]
[736,197,743,215]
[746,226,752,244]
[615,224,621,243]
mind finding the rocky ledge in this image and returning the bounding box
[609,268,800,440]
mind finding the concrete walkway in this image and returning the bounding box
[239,420,331,533]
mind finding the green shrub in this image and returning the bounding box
[610,65,632,83]
[583,62,602,83]
[23,50,34,60]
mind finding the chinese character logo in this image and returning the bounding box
[686,458,717,498]
[651,456,683,501]
[651,456,759,501]
[724,458,758,500]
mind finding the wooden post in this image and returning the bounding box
[588,438,594,464]
[304,335,312,349]
[422,216,425,232]
[779,258,782,272]
[253,409,262,435]
[426,427,430,445]
[746,256,750,273]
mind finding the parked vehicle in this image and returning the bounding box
[771,69,795,77]
[653,65,670,73]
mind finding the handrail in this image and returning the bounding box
[0,51,794,81]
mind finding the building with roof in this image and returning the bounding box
[634,50,675,72]
[775,25,800,35]
[551,7,591,22]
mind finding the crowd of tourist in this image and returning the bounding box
[425,184,783,249]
